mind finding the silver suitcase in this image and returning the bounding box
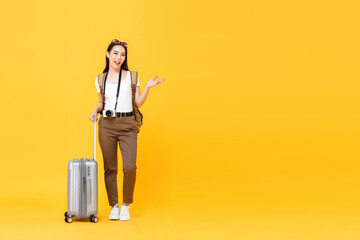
[65,116,98,223]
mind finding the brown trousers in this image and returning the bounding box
[98,115,138,206]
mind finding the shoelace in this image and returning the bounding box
[111,204,119,214]
[120,206,130,215]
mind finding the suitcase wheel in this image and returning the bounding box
[64,212,69,217]
[65,217,73,223]
[90,216,98,223]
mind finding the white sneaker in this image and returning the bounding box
[109,203,120,220]
[120,205,131,221]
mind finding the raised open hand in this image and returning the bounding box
[146,75,166,89]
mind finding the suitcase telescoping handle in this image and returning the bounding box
[93,116,97,161]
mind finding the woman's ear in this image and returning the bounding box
[106,51,109,58]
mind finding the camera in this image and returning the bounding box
[102,109,115,117]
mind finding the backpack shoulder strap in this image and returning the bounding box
[130,71,137,90]
[97,73,106,94]
[130,71,138,110]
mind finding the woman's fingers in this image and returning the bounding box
[151,76,166,83]
[146,76,165,88]
[89,114,97,122]
[156,78,166,84]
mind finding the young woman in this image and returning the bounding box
[89,39,165,221]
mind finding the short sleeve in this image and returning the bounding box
[95,76,100,93]
[137,75,140,87]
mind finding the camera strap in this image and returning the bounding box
[103,70,122,113]
[114,70,122,112]
[102,72,108,112]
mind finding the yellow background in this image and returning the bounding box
[0,0,359,239]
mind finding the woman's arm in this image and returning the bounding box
[93,93,104,113]
[135,75,165,108]
[89,93,104,121]
[135,86,149,108]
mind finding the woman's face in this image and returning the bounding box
[106,45,126,70]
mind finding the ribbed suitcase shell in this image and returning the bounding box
[67,158,98,219]
[66,116,98,222]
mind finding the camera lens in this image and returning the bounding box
[105,110,112,117]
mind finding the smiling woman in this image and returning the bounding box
[107,48,126,69]
[88,38,166,221]
[104,39,129,73]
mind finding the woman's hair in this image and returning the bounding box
[102,42,129,73]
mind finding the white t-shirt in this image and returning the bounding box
[95,71,140,112]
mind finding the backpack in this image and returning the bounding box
[97,71,143,133]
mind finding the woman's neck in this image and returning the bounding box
[108,67,120,75]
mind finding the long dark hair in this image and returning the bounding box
[102,42,129,73]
